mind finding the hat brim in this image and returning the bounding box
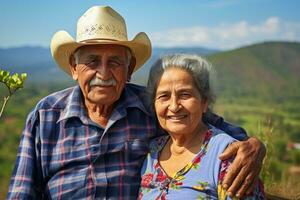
[50,30,151,75]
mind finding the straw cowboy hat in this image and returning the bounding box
[50,5,151,75]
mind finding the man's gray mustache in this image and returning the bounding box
[90,77,116,86]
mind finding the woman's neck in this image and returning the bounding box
[158,124,209,177]
[168,124,208,156]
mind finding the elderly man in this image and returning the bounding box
[7,5,265,199]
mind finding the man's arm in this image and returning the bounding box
[7,111,43,199]
[203,111,266,198]
[203,111,248,140]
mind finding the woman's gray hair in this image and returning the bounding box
[147,54,216,108]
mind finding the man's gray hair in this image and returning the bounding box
[147,54,216,108]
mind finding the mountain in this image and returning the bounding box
[0,46,71,82]
[206,41,300,100]
[1,42,299,101]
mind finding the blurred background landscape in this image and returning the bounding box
[1,41,300,199]
[1,0,300,199]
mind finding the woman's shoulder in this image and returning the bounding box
[206,125,238,154]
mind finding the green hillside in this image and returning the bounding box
[207,41,300,100]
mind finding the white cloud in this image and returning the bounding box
[150,17,300,50]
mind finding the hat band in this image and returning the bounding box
[79,38,120,43]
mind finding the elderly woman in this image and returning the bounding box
[138,54,264,199]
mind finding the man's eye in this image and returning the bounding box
[86,60,99,67]
[109,60,122,67]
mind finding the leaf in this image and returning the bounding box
[0,70,27,92]
[21,73,27,81]
[0,70,10,82]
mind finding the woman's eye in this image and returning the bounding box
[157,94,169,100]
[180,93,191,98]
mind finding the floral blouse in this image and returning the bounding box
[139,125,265,200]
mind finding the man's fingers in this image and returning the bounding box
[226,166,249,197]
[245,173,259,195]
[222,157,242,190]
[235,172,257,198]
[221,137,265,198]
[219,142,240,160]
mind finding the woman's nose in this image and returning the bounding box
[168,96,180,112]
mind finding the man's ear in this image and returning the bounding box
[126,57,136,82]
[69,55,78,81]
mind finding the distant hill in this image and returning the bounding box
[206,41,300,100]
[0,46,70,82]
[1,42,299,101]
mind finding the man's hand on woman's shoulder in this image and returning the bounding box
[219,137,266,199]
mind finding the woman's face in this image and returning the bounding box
[154,67,208,136]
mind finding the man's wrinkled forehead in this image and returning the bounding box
[74,44,130,57]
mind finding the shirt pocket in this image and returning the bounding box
[123,139,149,174]
[125,139,149,161]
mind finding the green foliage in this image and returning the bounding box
[214,96,300,199]
[0,69,27,118]
[0,69,27,94]
[289,150,300,165]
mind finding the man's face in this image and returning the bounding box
[70,45,129,106]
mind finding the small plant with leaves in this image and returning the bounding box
[0,69,27,118]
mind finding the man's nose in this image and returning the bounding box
[95,63,110,78]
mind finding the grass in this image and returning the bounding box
[214,97,300,199]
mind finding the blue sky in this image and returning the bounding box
[0,0,299,50]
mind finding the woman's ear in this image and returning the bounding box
[69,55,78,81]
[202,99,209,113]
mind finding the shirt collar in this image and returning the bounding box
[57,85,89,124]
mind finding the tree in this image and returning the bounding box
[0,69,27,118]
